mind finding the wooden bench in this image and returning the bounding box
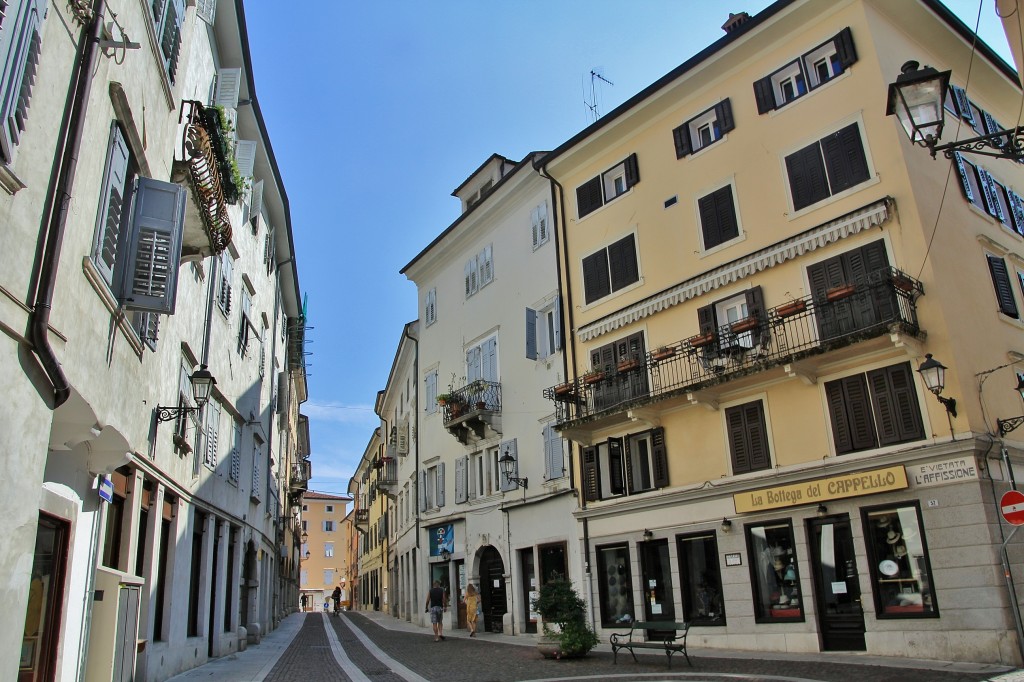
[609,620,691,668]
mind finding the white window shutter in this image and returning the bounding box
[437,463,445,507]
[553,297,563,350]
[196,0,217,25]
[249,179,264,227]
[214,67,241,108]
[234,139,258,177]
[544,423,564,480]
[464,260,473,298]
[538,201,548,243]
[425,288,436,325]
[117,178,187,314]
[455,457,467,504]
[531,206,540,248]
[206,401,221,467]
[480,245,493,285]
[418,472,426,512]
[483,337,498,381]
[499,439,518,492]
[525,308,537,360]
[425,371,437,413]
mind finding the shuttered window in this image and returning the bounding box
[726,401,771,475]
[153,0,185,84]
[582,428,667,501]
[0,0,45,165]
[698,184,739,250]
[575,153,640,219]
[826,374,877,454]
[217,251,233,314]
[826,364,924,454]
[204,400,221,468]
[673,99,735,158]
[582,234,639,304]
[543,422,564,480]
[424,288,436,326]
[786,122,869,211]
[987,254,1019,318]
[531,201,549,249]
[132,311,160,350]
[93,124,133,284]
[753,27,857,113]
[117,178,187,314]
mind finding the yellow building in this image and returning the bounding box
[541,0,1024,665]
[350,427,395,611]
[300,492,351,610]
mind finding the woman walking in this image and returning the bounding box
[464,584,480,637]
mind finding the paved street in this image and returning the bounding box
[168,611,1024,682]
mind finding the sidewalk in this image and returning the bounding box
[163,614,304,681]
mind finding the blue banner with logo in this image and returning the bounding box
[429,523,454,556]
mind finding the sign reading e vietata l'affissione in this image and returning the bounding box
[905,457,978,488]
[733,465,908,514]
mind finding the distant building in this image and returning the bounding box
[300,492,352,609]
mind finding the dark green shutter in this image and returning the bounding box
[753,76,775,114]
[608,439,624,495]
[672,124,692,159]
[576,176,603,218]
[820,122,869,194]
[715,98,735,134]
[582,250,610,304]
[582,447,599,501]
[622,437,635,494]
[834,27,857,68]
[608,234,638,292]
[745,402,770,471]
[868,363,924,446]
[726,405,750,473]
[786,142,828,210]
[987,254,1019,318]
[651,427,669,488]
[525,308,537,360]
[697,303,716,335]
[950,84,976,127]
[624,153,640,188]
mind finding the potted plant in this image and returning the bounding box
[532,576,599,659]
[582,369,606,385]
[436,393,450,406]
[775,299,807,318]
[651,346,676,362]
[826,283,856,302]
[730,316,759,333]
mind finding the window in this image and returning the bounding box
[987,253,1019,318]
[576,153,640,219]
[469,451,485,498]
[465,335,498,383]
[588,331,649,412]
[531,201,549,249]
[696,286,766,357]
[526,300,561,360]
[425,369,438,414]
[754,28,856,113]
[238,288,257,356]
[582,233,639,304]
[325,505,334,513]
[323,569,334,586]
[953,153,1024,236]
[543,422,565,481]
[217,251,233,314]
[229,421,241,483]
[324,543,334,558]
[677,533,725,626]
[581,428,668,501]
[464,245,494,298]
[302,504,308,511]
[596,544,634,626]
[92,123,187,313]
[862,504,938,618]
[674,100,734,158]
[806,239,896,341]
[323,520,334,532]
[746,521,803,622]
[825,362,925,454]
[424,288,437,326]
[203,400,221,468]
[0,0,46,165]
[697,184,740,250]
[420,463,445,510]
[151,0,185,84]
[785,121,870,211]
[725,401,770,475]
[132,311,160,350]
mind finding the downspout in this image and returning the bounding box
[403,323,420,619]
[536,157,594,629]
[28,0,105,408]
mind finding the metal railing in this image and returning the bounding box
[441,379,502,423]
[374,456,398,488]
[545,267,923,425]
[178,100,233,254]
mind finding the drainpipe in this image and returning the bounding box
[28,0,105,409]
[536,157,594,628]
[403,323,420,618]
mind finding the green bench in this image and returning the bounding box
[609,620,691,668]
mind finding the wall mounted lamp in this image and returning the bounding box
[997,374,1024,436]
[817,504,828,518]
[642,529,654,541]
[721,518,732,533]
[156,364,217,422]
[916,354,957,417]
[499,447,528,490]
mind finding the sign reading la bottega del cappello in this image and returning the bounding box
[733,465,908,514]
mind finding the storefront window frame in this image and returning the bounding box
[744,518,805,623]
[677,531,727,626]
[596,543,635,627]
[860,501,940,619]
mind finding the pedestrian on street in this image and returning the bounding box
[332,585,342,616]
[301,594,308,612]
[464,583,479,637]
[425,579,447,641]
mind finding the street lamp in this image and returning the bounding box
[156,364,217,421]
[498,447,528,490]
[917,354,957,417]
[997,374,1024,436]
[886,60,1024,160]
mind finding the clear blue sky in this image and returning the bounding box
[243,0,1011,497]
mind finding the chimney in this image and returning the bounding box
[722,12,751,34]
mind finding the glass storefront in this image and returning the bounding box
[862,503,938,618]
[745,520,804,622]
[639,539,675,622]
[596,544,634,627]
[677,532,725,625]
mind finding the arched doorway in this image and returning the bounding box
[478,546,507,633]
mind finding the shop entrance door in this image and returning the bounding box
[807,516,865,651]
[639,539,675,636]
[479,546,506,633]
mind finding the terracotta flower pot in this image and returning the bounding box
[689,333,715,348]
[617,359,640,372]
[583,372,605,385]
[730,317,758,333]
[651,347,676,361]
[826,284,856,302]
[776,300,807,318]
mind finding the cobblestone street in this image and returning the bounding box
[170,611,1024,682]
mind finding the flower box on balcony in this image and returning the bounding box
[775,300,807,318]
[583,371,606,385]
[475,401,487,410]
[651,346,677,362]
[826,284,856,302]
[688,332,716,348]
[554,383,575,396]
[730,317,759,333]
[892,274,915,294]
[617,358,641,372]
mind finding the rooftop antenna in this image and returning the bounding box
[584,68,614,123]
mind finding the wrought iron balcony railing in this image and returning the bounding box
[289,458,311,491]
[374,456,398,489]
[440,379,502,423]
[545,267,923,426]
[178,100,233,254]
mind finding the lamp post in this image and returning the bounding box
[886,60,1024,161]
[498,448,528,490]
[916,354,957,417]
[155,364,217,422]
[997,374,1024,437]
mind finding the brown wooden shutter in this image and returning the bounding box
[624,153,640,188]
[697,303,716,335]
[582,447,600,501]
[867,363,924,446]
[987,254,1019,318]
[715,98,735,135]
[672,124,691,159]
[753,76,775,114]
[608,234,639,292]
[576,176,603,218]
[582,250,610,304]
[651,427,669,488]
[725,405,750,473]
[745,402,770,471]
[826,379,854,454]
[622,437,635,494]
[786,142,829,211]
[835,27,857,68]
[608,439,624,495]
[821,123,869,195]
[826,375,877,454]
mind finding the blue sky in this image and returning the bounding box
[242,1,1012,497]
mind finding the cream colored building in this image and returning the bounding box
[0,1,310,679]
[300,492,351,609]
[539,0,1024,666]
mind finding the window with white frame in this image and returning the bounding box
[673,100,734,158]
[489,445,502,494]
[238,288,258,356]
[470,451,486,498]
[424,288,437,326]
[323,520,335,532]
[576,153,640,219]
[526,300,561,360]
[754,28,857,113]
[466,335,498,382]
[531,201,549,249]
[324,542,334,557]
[151,0,186,84]
[420,463,445,510]
[325,505,334,513]
[323,569,334,586]
[698,183,740,251]
[581,428,668,501]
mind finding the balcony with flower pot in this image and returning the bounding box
[374,455,398,496]
[442,379,502,444]
[545,267,924,432]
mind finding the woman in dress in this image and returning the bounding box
[465,583,480,637]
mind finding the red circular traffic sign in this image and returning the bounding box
[1000,490,1024,525]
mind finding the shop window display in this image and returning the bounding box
[596,544,634,627]
[678,533,726,625]
[862,504,938,618]
[745,521,804,622]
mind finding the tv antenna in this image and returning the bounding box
[584,69,614,123]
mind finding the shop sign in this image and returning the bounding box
[429,523,454,556]
[733,465,907,513]
[906,457,978,488]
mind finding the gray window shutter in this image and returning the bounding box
[651,427,669,488]
[455,456,467,504]
[499,438,518,492]
[1009,191,1024,236]
[582,446,599,501]
[196,0,217,25]
[553,297,563,350]
[483,337,498,380]
[464,260,473,298]
[234,139,257,177]
[715,98,735,135]
[834,27,857,68]
[418,472,426,512]
[544,424,563,480]
[952,152,975,204]
[437,463,445,507]
[94,124,131,283]
[117,178,186,314]
[525,308,538,360]
[950,84,976,127]
[214,67,241,108]
[205,401,220,467]
[0,0,44,164]
[249,179,264,227]
[576,176,603,218]
[218,252,233,312]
